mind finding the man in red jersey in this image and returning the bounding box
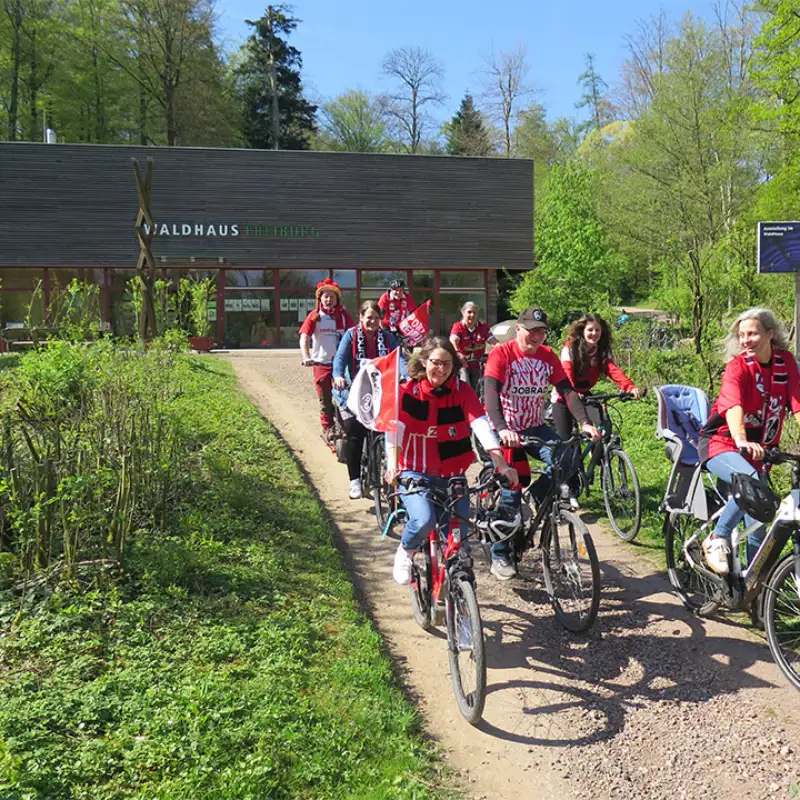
[378,278,417,333]
[449,301,496,392]
[483,306,600,579]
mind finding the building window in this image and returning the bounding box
[360,270,407,289]
[279,269,329,289]
[225,270,274,288]
[440,271,485,288]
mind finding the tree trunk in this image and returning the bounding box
[6,0,22,141]
[267,12,279,149]
[28,28,38,140]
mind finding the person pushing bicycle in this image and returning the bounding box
[699,307,800,574]
[483,307,601,580]
[386,336,518,585]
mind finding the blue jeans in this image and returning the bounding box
[706,451,767,564]
[399,471,471,553]
[494,424,573,560]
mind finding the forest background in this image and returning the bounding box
[1,0,799,388]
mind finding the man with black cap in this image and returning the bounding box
[483,307,600,580]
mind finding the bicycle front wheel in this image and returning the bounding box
[764,554,800,692]
[409,555,433,631]
[541,509,600,632]
[602,448,642,541]
[372,436,400,537]
[446,577,486,724]
[663,512,720,616]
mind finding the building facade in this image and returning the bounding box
[0,143,533,346]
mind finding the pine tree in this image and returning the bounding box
[237,5,316,150]
[575,53,615,133]
[445,94,493,156]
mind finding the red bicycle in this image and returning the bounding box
[394,472,507,724]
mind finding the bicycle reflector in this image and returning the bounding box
[731,473,780,523]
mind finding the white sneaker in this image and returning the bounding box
[490,556,516,581]
[393,545,414,585]
[702,535,731,575]
[349,479,363,500]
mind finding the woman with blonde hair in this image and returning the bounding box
[699,308,800,574]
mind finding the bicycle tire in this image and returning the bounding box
[359,439,371,495]
[764,554,800,692]
[602,448,642,541]
[373,437,400,536]
[663,512,720,616]
[409,557,433,631]
[446,577,487,724]
[541,509,600,632]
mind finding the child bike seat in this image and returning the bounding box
[655,384,710,466]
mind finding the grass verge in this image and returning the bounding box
[0,356,451,800]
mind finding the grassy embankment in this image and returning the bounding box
[0,349,450,800]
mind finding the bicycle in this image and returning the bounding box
[392,471,508,724]
[579,391,643,541]
[474,432,601,633]
[304,360,347,463]
[663,446,800,692]
[359,430,403,535]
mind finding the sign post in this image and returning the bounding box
[757,221,800,351]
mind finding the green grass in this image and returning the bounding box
[0,357,450,800]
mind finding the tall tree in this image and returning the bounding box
[751,0,800,219]
[482,45,535,156]
[593,14,763,352]
[444,93,492,155]
[315,88,388,152]
[381,45,444,154]
[575,53,615,132]
[237,4,316,150]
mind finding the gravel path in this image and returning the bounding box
[222,350,800,800]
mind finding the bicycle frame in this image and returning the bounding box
[679,460,800,609]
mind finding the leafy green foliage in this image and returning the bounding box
[510,160,622,324]
[315,89,390,153]
[0,357,446,799]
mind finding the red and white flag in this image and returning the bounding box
[346,348,401,433]
[397,299,431,345]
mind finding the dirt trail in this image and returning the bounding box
[222,351,800,800]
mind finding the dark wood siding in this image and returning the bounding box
[0,143,533,269]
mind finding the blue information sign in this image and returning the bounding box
[758,221,800,273]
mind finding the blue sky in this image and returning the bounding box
[217,0,716,126]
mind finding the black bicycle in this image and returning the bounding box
[664,446,800,692]
[359,430,402,535]
[579,391,643,541]
[392,472,508,723]
[474,432,601,632]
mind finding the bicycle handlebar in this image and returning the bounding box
[393,471,509,501]
[518,432,585,449]
[582,388,647,404]
[758,447,800,467]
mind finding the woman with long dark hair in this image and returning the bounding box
[387,336,517,584]
[551,313,641,440]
